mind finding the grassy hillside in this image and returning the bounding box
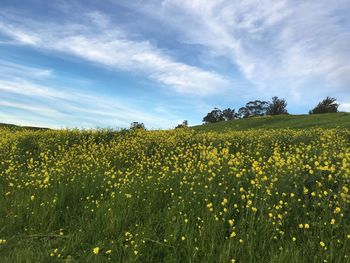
[1,128,349,262]
[0,123,49,131]
[192,112,350,132]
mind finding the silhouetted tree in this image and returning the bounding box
[309,97,339,114]
[238,100,269,118]
[267,96,288,115]
[130,122,146,130]
[203,108,225,123]
[175,120,188,129]
[222,108,238,121]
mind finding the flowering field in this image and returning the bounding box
[0,128,349,262]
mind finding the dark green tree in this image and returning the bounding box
[238,100,269,118]
[175,120,188,129]
[267,96,288,115]
[202,108,225,123]
[309,97,339,114]
[222,108,238,121]
[130,122,146,130]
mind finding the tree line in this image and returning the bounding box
[203,96,339,124]
[129,96,339,129]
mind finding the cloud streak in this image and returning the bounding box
[135,0,350,100]
[0,11,228,96]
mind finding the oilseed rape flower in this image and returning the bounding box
[93,247,100,255]
[1,127,350,261]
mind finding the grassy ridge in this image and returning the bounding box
[0,128,349,262]
[192,112,350,132]
[0,123,49,131]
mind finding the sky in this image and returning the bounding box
[0,0,349,129]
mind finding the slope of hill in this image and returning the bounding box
[192,112,350,132]
[0,123,49,131]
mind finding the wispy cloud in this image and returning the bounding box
[0,11,228,96]
[132,0,350,101]
[0,63,178,128]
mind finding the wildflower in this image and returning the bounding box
[334,207,341,214]
[0,239,6,244]
[30,195,35,201]
[320,241,325,247]
[93,247,99,255]
[105,250,112,255]
[181,236,186,241]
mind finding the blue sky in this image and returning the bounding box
[0,0,349,129]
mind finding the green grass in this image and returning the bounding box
[192,112,350,132]
[0,128,349,262]
[0,123,49,131]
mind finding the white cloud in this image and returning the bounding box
[136,0,350,100]
[0,12,228,96]
[0,75,177,129]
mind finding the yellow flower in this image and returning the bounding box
[320,241,325,247]
[330,219,335,225]
[292,237,296,242]
[30,195,35,201]
[334,207,341,214]
[181,236,186,241]
[93,247,99,255]
[230,231,236,238]
[304,223,310,229]
[105,250,112,254]
[298,224,304,229]
[0,239,6,244]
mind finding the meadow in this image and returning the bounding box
[0,126,349,262]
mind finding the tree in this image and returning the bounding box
[267,96,288,115]
[130,122,146,130]
[309,97,339,114]
[202,108,225,124]
[238,100,269,118]
[222,108,238,121]
[175,120,188,129]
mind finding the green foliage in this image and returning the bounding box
[238,100,269,118]
[175,120,188,129]
[0,127,349,262]
[203,108,238,124]
[267,96,288,115]
[193,112,350,132]
[130,122,146,130]
[309,97,339,114]
[202,107,225,123]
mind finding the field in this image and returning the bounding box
[192,112,350,132]
[1,125,350,262]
